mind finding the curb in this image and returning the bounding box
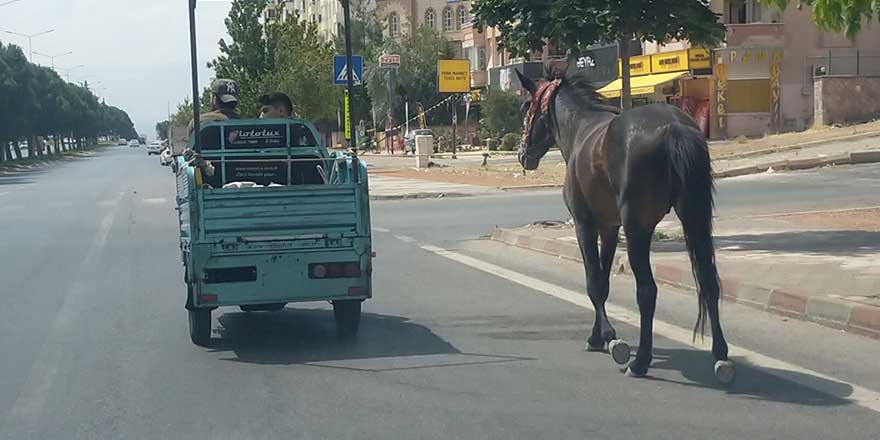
[370,191,474,200]
[711,129,880,162]
[500,183,564,191]
[713,149,880,179]
[490,227,880,339]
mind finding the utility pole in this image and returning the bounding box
[188,0,201,153]
[57,64,85,82]
[341,0,356,154]
[3,28,54,62]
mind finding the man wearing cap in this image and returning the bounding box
[186,79,241,139]
[184,79,241,177]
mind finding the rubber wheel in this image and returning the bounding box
[333,300,362,339]
[188,308,212,346]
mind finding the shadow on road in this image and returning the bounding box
[647,348,853,407]
[209,307,460,365]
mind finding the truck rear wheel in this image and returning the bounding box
[188,308,211,346]
[333,300,361,339]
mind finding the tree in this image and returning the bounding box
[0,40,136,159]
[481,88,523,137]
[156,121,171,140]
[365,24,454,127]
[210,0,276,117]
[472,0,726,109]
[767,0,880,39]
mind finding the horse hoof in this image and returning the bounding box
[714,360,736,386]
[625,366,647,378]
[608,339,631,365]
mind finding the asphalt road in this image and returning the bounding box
[1,147,879,439]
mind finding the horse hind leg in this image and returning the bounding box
[677,204,734,385]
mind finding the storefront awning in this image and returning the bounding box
[597,71,687,99]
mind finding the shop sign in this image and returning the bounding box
[652,50,688,73]
[618,54,652,77]
[688,48,711,69]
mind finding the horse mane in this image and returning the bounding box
[555,71,621,115]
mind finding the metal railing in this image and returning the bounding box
[806,50,880,77]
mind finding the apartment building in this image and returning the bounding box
[265,0,374,40]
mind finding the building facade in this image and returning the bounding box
[265,0,374,40]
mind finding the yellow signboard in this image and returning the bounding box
[618,54,652,77]
[437,59,471,93]
[344,89,351,140]
[688,48,711,69]
[652,50,688,73]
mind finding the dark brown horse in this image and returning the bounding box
[515,69,734,384]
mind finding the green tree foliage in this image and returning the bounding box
[471,0,726,108]
[0,41,136,161]
[482,89,524,137]
[156,120,171,140]
[767,0,879,38]
[365,25,454,127]
[208,0,337,122]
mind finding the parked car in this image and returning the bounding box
[404,129,434,153]
[117,139,127,146]
[128,139,140,148]
[147,140,163,155]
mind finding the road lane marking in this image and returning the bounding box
[420,244,880,413]
[0,191,8,197]
[371,226,391,233]
[394,235,417,243]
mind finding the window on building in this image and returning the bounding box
[318,14,322,23]
[311,14,315,23]
[726,79,771,113]
[389,13,399,37]
[478,47,487,70]
[727,0,781,23]
[266,9,277,20]
[442,7,453,31]
[457,6,468,28]
[425,9,436,30]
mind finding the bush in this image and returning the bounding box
[483,89,524,138]
[500,133,520,151]
[486,138,499,151]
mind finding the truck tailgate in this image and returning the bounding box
[199,184,365,241]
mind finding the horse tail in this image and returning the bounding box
[662,122,720,341]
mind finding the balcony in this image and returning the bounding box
[725,23,784,47]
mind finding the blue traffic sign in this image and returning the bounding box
[333,55,363,86]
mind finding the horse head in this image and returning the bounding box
[516,69,560,170]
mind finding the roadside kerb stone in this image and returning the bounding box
[819,153,852,166]
[491,227,880,339]
[786,157,824,170]
[849,150,880,164]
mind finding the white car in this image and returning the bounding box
[128,139,140,148]
[147,140,163,155]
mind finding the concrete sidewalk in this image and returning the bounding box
[490,210,880,339]
[368,174,501,199]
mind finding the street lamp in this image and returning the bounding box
[32,50,72,70]
[57,64,85,82]
[2,28,54,62]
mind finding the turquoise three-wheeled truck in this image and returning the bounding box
[175,119,372,345]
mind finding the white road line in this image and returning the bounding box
[394,235,417,243]
[0,192,9,197]
[420,244,880,413]
[371,227,391,233]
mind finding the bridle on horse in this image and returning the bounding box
[522,78,562,148]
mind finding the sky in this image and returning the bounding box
[0,0,234,139]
